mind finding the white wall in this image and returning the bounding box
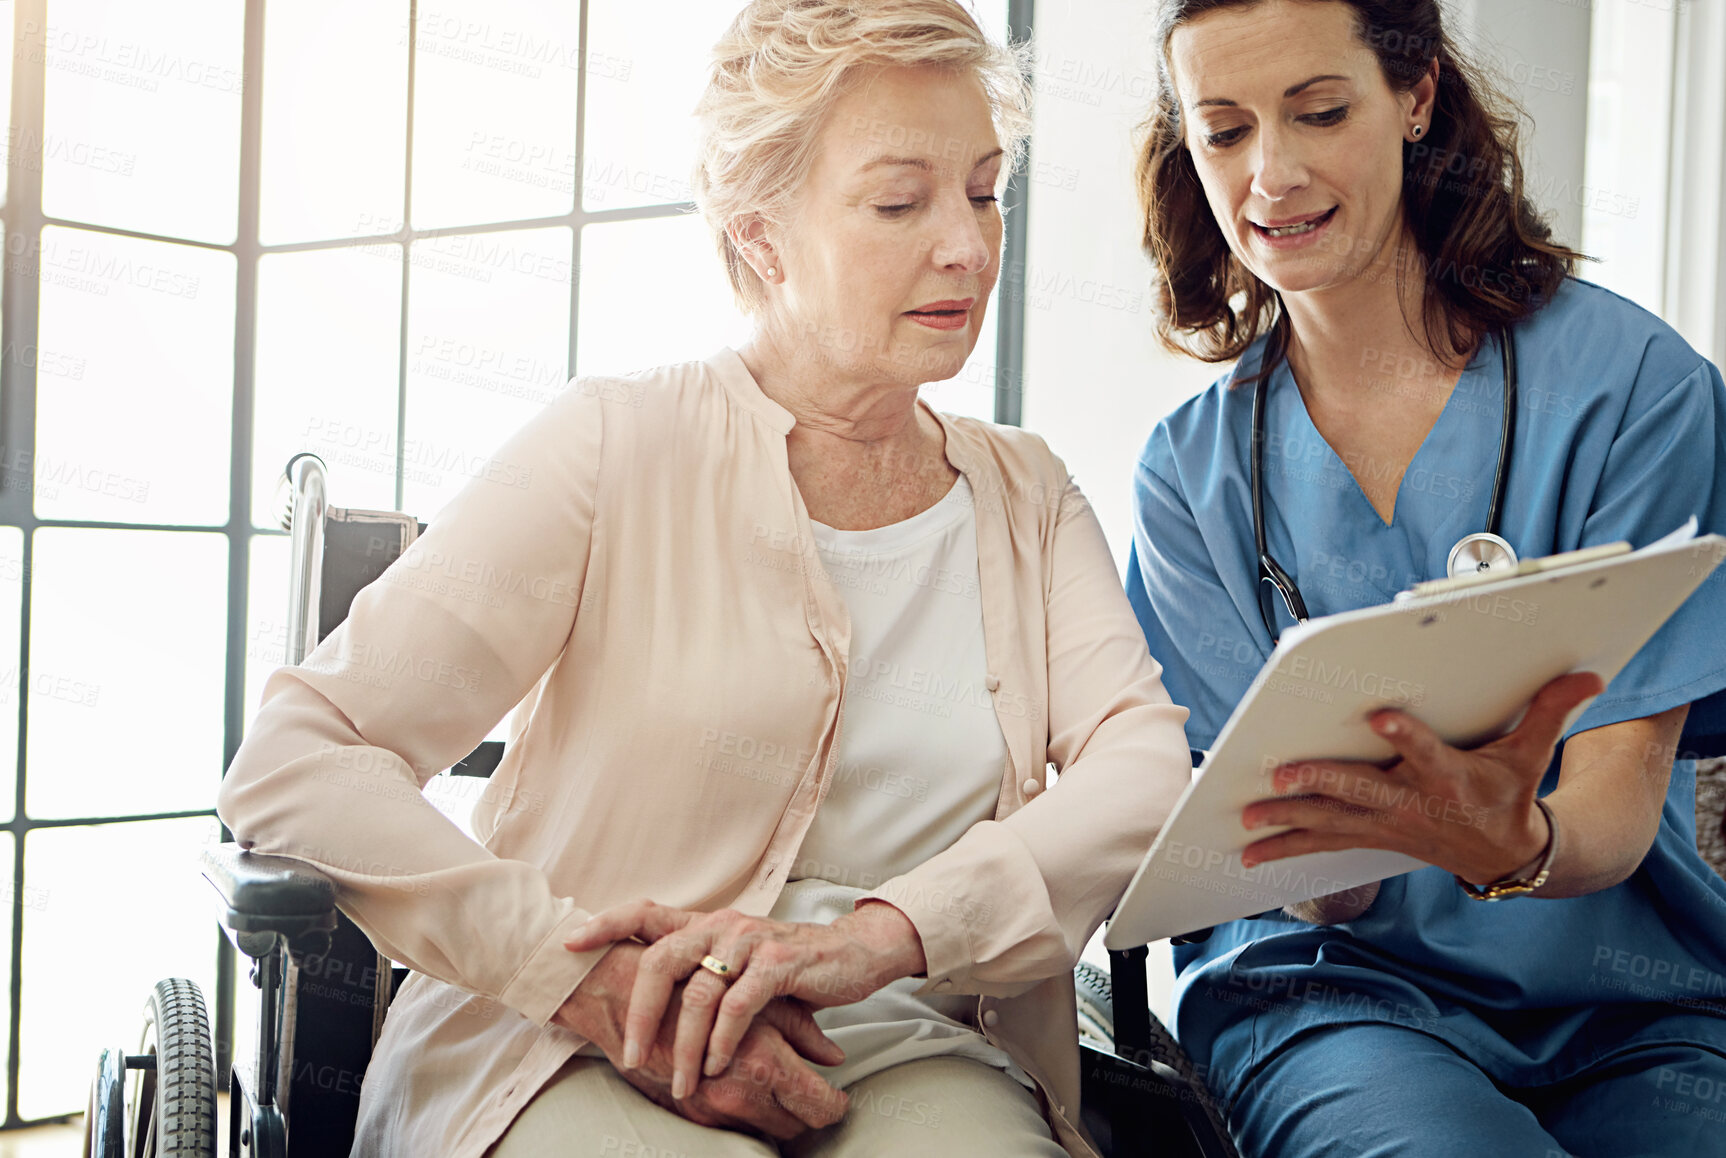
[1019,0,1215,570]
[1580,0,1677,318]
[1444,0,1593,248]
[1665,0,1726,365]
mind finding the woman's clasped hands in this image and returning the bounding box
[562,897,927,1126]
[551,931,847,1139]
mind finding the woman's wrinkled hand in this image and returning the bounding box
[554,942,848,1139]
[564,898,925,1105]
[1283,881,1379,924]
[1241,672,1603,886]
[608,995,850,1139]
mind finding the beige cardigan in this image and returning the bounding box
[218,349,1192,1158]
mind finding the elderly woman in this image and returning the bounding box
[218,2,1192,1156]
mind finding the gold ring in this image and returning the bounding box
[698,954,735,983]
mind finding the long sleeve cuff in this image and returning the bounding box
[497,904,610,1027]
[490,904,611,1028]
[863,821,1069,998]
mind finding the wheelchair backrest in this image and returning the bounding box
[261,461,502,1153]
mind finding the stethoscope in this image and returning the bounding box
[1250,323,1519,641]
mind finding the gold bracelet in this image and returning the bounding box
[1455,797,1559,901]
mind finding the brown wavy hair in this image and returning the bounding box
[1138,0,1584,365]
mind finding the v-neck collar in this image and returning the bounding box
[1274,332,1502,532]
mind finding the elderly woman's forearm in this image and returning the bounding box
[843,899,928,986]
[219,670,606,1023]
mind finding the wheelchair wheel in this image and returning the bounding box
[1074,959,1114,1052]
[124,978,217,1157]
[84,1046,125,1157]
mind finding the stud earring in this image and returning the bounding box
[1411,125,1425,139]
[766,267,778,279]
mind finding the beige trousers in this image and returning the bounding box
[488,1054,1071,1158]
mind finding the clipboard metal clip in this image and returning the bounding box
[1394,541,1633,603]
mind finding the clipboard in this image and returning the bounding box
[1105,521,1726,949]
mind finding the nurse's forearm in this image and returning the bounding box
[1531,704,1687,898]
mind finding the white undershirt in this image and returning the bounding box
[769,474,1031,1090]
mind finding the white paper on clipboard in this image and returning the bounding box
[1105,521,1726,949]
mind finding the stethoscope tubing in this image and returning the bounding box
[1250,324,1518,640]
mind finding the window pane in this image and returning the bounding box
[403,226,571,519]
[0,2,16,208]
[19,819,218,1119]
[260,1,409,244]
[575,215,748,378]
[253,247,402,526]
[409,1,580,229]
[0,836,15,1114]
[244,533,289,729]
[0,530,25,825]
[42,0,243,243]
[35,226,235,525]
[26,528,227,819]
[581,1,734,212]
[1582,0,1675,315]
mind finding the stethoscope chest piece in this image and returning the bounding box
[1447,531,1518,579]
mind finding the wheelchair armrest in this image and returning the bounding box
[202,844,339,957]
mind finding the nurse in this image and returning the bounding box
[1125,1,1726,1155]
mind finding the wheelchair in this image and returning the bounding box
[88,453,1240,1158]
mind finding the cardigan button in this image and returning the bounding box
[1022,778,1042,797]
[984,675,1001,693]
[982,1009,999,1028]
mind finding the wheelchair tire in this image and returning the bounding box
[84,1046,126,1158]
[1074,960,1114,1052]
[127,978,217,1158]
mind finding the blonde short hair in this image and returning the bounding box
[694,0,1033,313]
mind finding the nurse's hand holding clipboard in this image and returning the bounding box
[1237,670,1666,913]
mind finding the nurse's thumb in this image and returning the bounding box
[1506,671,1606,763]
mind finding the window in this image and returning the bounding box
[1581,0,1677,316]
[4,0,1029,1122]
[1582,0,1726,364]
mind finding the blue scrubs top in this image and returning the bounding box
[1127,279,1726,1102]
